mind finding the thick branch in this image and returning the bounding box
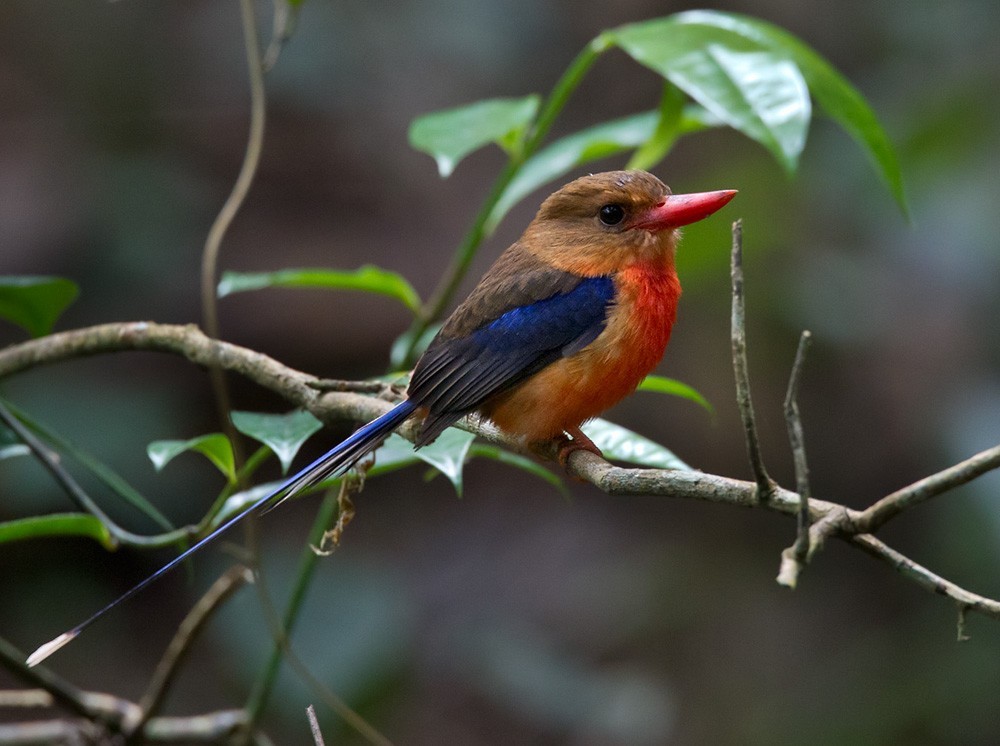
[3,321,1000,625]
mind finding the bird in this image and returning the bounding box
[26,170,735,666]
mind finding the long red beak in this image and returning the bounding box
[632,189,737,231]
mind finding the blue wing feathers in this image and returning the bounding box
[409,276,614,443]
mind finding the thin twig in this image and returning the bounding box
[0,399,193,549]
[129,566,253,736]
[0,636,108,724]
[307,705,326,746]
[852,444,1000,533]
[730,219,775,501]
[200,0,268,467]
[243,475,390,745]
[777,330,813,588]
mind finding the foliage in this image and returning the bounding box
[0,8,907,743]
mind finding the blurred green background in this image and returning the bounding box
[2,1,1000,743]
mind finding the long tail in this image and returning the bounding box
[26,399,417,668]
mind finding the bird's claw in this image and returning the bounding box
[554,427,604,468]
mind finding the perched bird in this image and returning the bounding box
[27,170,735,666]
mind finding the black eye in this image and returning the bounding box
[598,204,625,226]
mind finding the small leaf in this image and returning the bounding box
[218,266,421,314]
[412,428,476,496]
[409,95,541,177]
[148,434,236,484]
[612,19,810,173]
[485,107,718,235]
[0,513,115,549]
[638,375,713,414]
[583,419,691,470]
[213,434,426,524]
[0,444,29,460]
[0,422,28,460]
[0,276,79,338]
[231,409,324,474]
[469,444,567,496]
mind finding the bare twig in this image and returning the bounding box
[129,566,254,736]
[307,705,326,746]
[730,219,775,502]
[200,0,268,465]
[777,330,814,588]
[852,444,1000,533]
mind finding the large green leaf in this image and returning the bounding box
[484,106,719,235]
[583,419,691,470]
[409,95,541,177]
[673,10,906,210]
[0,513,115,549]
[231,409,323,474]
[147,434,236,484]
[612,18,810,174]
[638,375,713,414]
[0,276,79,338]
[218,266,421,314]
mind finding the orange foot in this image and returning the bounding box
[554,426,604,467]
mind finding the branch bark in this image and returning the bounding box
[3,320,1000,625]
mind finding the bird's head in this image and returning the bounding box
[523,170,736,275]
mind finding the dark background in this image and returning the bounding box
[2,1,999,743]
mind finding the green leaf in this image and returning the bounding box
[231,409,324,475]
[626,82,685,171]
[612,19,811,173]
[583,419,691,470]
[485,107,718,235]
[148,434,236,484]
[0,276,79,338]
[0,513,115,549]
[409,95,541,177]
[469,444,567,496]
[412,428,476,496]
[0,422,28,460]
[218,266,421,314]
[673,10,906,210]
[638,375,713,414]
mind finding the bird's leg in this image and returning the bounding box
[554,426,604,466]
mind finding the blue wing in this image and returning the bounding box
[408,275,614,443]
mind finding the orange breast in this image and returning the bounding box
[482,262,680,441]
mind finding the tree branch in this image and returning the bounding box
[730,219,776,502]
[2,322,1000,628]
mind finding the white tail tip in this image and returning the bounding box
[26,631,78,668]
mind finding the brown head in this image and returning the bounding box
[521,170,736,275]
